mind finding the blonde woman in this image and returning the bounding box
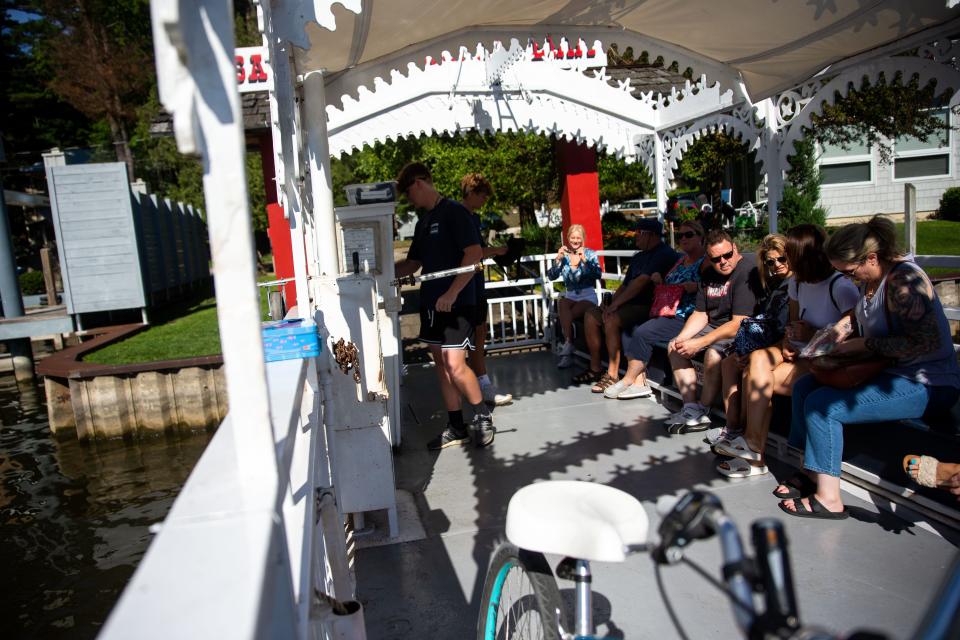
[547,224,602,368]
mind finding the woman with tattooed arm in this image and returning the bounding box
[777,216,960,520]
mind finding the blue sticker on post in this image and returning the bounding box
[262,319,321,362]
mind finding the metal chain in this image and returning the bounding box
[332,338,361,383]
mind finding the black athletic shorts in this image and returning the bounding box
[420,307,477,350]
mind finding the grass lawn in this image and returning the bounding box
[83,274,275,365]
[895,220,960,277]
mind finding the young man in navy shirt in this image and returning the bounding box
[394,163,496,449]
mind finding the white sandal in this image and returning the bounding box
[717,457,769,478]
[714,435,763,463]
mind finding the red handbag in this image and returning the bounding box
[650,284,684,318]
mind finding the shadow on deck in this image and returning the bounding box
[357,350,959,639]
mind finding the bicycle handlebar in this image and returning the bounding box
[652,491,815,639]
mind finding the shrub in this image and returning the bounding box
[19,271,45,295]
[520,223,560,254]
[936,187,960,222]
[779,137,827,230]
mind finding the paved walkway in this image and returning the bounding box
[357,350,958,639]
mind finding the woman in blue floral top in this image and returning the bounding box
[603,220,707,399]
[548,224,603,368]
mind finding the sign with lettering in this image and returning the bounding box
[235,46,273,93]
[425,37,605,70]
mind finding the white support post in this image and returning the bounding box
[263,12,312,317]
[760,98,783,233]
[302,71,340,278]
[149,0,276,495]
[904,183,917,256]
[653,133,668,214]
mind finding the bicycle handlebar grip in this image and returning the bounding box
[751,518,800,630]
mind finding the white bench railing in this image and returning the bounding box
[482,250,636,351]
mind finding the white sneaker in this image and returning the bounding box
[558,341,575,357]
[616,383,652,400]
[557,354,574,369]
[665,404,711,433]
[482,383,513,406]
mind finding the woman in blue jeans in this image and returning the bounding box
[778,216,960,519]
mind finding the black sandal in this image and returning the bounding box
[572,369,602,385]
[772,472,817,499]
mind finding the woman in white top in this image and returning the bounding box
[716,225,858,477]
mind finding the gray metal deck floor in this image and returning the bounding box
[357,350,958,639]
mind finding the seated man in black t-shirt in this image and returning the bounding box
[575,218,679,393]
[394,163,496,450]
[665,229,760,433]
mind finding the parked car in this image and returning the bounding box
[612,198,659,216]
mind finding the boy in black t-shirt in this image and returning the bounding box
[665,229,760,433]
[394,163,496,450]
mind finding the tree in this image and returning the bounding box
[597,152,653,203]
[779,137,826,229]
[0,2,94,180]
[40,0,154,179]
[333,131,558,228]
[675,132,750,203]
[811,73,954,164]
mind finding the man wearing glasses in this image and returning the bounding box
[394,163,496,450]
[665,229,761,432]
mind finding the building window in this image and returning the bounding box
[819,137,872,186]
[893,108,950,180]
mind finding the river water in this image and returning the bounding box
[0,375,212,638]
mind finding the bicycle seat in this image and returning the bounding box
[505,481,649,562]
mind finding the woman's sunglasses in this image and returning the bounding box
[677,231,700,240]
[764,256,788,267]
[709,250,735,264]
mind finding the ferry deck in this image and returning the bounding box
[356,349,959,639]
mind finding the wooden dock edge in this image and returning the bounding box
[37,324,227,440]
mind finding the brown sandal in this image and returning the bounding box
[591,373,618,393]
[572,369,603,385]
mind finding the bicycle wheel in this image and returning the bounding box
[477,543,566,640]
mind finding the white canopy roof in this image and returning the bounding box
[282,0,960,102]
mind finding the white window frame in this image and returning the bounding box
[891,108,953,182]
[818,144,875,188]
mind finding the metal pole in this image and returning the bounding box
[0,180,35,382]
[904,183,917,256]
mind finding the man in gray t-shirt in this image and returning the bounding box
[665,229,760,433]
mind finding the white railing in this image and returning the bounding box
[482,250,636,351]
[101,357,357,639]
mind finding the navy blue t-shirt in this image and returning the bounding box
[620,241,681,306]
[407,198,482,310]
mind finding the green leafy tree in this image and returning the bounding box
[675,132,749,203]
[334,131,558,228]
[39,0,154,178]
[597,153,653,203]
[1,2,94,179]
[811,74,954,164]
[779,137,826,229]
